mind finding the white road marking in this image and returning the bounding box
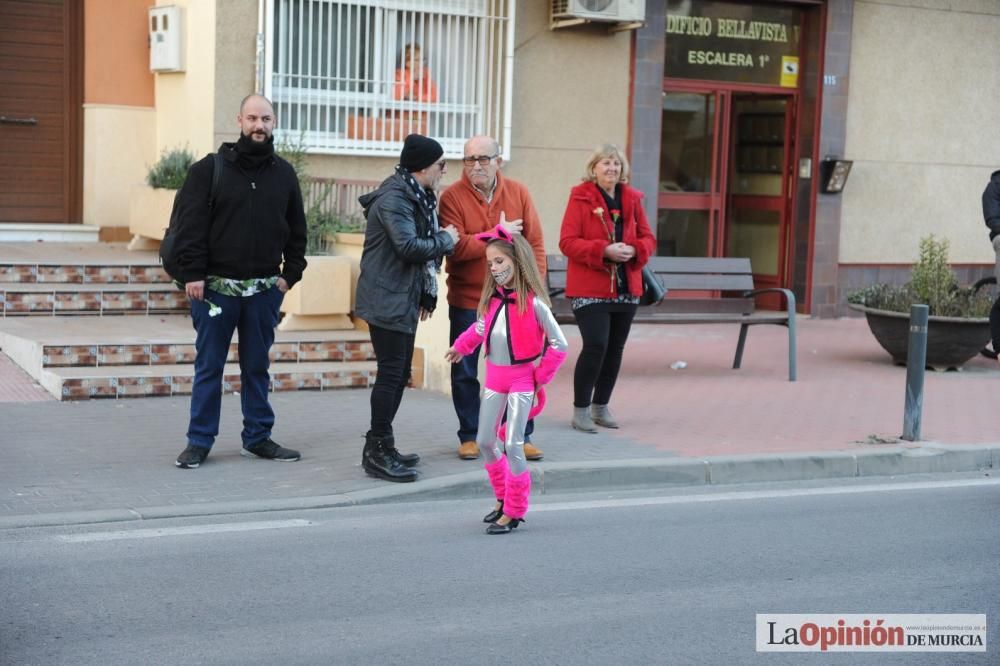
[57,519,312,543]
[532,478,1000,513]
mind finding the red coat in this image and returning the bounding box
[558,181,656,298]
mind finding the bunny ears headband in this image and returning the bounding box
[475,225,515,244]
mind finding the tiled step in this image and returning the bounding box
[1,283,187,316]
[0,314,374,367]
[0,315,378,401]
[0,242,170,284]
[44,361,376,400]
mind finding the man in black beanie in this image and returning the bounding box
[355,134,459,482]
[171,94,307,469]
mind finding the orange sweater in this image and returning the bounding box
[439,171,546,309]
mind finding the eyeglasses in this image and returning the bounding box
[461,154,498,167]
[436,160,447,170]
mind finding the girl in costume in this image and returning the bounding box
[445,227,569,534]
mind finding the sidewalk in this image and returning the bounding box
[2,317,997,528]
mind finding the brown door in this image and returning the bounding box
[0,0,82,224]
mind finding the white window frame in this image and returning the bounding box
[264,0,514,159]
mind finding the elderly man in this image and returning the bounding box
[172,94,307,469]
[439,135,547,461]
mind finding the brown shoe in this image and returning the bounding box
[524,443,544,461]
[458,441,480,460]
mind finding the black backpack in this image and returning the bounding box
[159,152,223,281]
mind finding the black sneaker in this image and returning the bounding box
[176,445,209,469]
[242,438,301,462]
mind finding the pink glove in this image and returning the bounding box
[533,348,567,387]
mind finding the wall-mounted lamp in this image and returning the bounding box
[820,158,853,194]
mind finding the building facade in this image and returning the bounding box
[3,0,998,326]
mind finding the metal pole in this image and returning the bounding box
[901,304,929,441]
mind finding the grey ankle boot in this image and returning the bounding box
[572,406,598,433]
[590,403,619,429]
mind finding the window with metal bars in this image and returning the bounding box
[264,0,513,159]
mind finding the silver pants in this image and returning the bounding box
[476,388,533,476]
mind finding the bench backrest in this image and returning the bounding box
[545,255,757,315]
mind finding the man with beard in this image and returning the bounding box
[171,94,308,469]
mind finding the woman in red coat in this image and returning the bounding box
[558,144,656,432]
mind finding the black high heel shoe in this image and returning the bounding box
[485,516,523,535]
[483,500,504,523]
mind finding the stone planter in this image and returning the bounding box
[849,303,990,369]
[128,185,175,250]
[332,232,365,311]
[279,255,353,331]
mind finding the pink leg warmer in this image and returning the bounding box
[503,469,532,519]
[483,457,509,501]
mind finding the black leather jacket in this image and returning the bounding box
[355,174,455,334]
[984,170,1000,240]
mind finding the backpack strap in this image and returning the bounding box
[209,152,223,208]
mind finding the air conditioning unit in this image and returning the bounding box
[551,0,646,25]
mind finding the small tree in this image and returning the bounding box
[146,147,195,189]
[848,234,991,317]
[277,135,366,255]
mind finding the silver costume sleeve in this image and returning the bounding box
[533,298,569,353]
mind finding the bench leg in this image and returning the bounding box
[733,323,749,370]
[787,315,798,382]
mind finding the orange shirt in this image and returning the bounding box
[393,67,438,103]
[439,171,547,309]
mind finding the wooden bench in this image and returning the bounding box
[545,255,798,381]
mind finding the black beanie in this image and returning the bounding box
[399,134,443,172]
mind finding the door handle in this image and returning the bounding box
[0,116,38,126]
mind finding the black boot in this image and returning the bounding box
[362,432,418,483]
[381,434,420,467]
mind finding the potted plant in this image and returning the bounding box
[847,235,992,369]
[128,147,195,249]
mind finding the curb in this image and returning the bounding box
[1,444,995,530]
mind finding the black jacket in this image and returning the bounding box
[984,170,1000,240]
[355,174,454,334]
[170,142,308,286]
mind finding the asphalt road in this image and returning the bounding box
[1,475,997,665]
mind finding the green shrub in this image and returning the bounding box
[146,147,195,189]
[847,235,992,317]
[277,134,367,255]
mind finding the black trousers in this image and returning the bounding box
[572,304,637,408]
[368,324,415,438]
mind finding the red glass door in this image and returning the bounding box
[656,87,730,259]
[658,85,796,306]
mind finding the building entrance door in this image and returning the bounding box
[0,0,82,224]
[658,86,795,300]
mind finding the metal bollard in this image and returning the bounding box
[901,304,929,441]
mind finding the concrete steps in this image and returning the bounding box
[0,242,378,401]
[0,315,376,401]
[0,282,187,316]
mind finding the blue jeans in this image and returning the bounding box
[186,287,284,449]
[449,305,533,444]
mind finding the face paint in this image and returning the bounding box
[493,266,513,286]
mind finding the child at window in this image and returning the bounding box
[393,43,438,103]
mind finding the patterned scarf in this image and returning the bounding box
[395,164,441,303]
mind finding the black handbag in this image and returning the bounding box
[639,265,667,306]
